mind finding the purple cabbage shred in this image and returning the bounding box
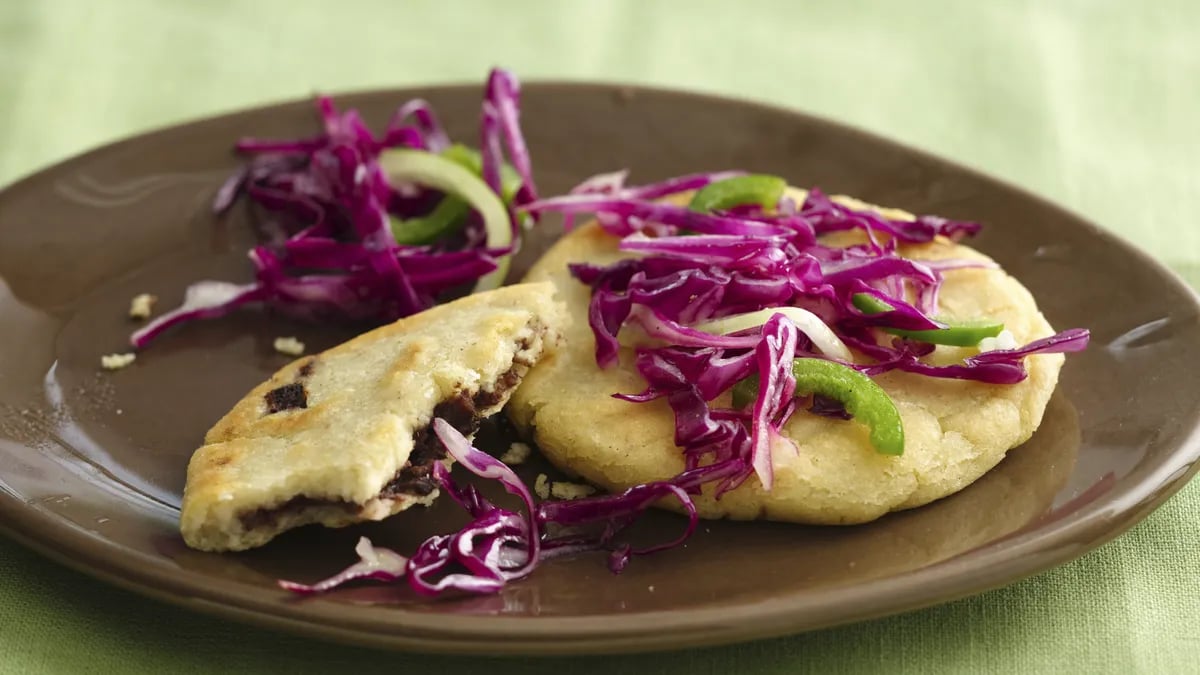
[133,68,536,349]
[279,169,1090,598]
[521,174,1090,520]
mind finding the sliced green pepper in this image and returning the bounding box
[887,321,1005,346]
[389,144,522,245]
[851,292,1004,347]
[380,148,512,291]
[732,358,905,456]
[688,174,787,213]
[850,293,895,315]
[440,144,523,203]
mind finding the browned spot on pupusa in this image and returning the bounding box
[297,357,316,378]
[264,382,307,413]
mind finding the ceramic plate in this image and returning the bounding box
[1,83,1197,655]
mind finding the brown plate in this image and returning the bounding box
[0,83,1198,655]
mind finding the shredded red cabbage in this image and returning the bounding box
[278,537,407,595]
[748,314,800,490]
[524,173,1090,520]
[133,68,536,349]
[553,171,745,232]
[279,173,1089,598]
[281,420,697,595]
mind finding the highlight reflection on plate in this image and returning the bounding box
[0,82,1197,655]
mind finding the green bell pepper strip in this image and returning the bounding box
[390,195,473,246]
[439,144,523,203]
[850,293,1004,347]
[388,144,523,246]
[888,322,1006,347]
[379,148,512,291]
[688,174,787,213]
[732,358,905,456]
[850,293,896,315]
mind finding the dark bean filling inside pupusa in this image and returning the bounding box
[237,358,526,533]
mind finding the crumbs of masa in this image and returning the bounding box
[129,294,157,320]
[273,337,306,357]
[101,353,137,370]
[500,442,532,465]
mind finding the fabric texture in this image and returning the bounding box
[0,1,1196,673]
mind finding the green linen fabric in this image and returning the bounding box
[0,1,1196,673]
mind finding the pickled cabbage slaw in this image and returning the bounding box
[535,172,1088,491]
[132,68,535,348]
[281,171,1088,598]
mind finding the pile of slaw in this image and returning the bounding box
[282,169,1088,596]
[133,68,536,348]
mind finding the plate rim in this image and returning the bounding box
[2,80,1199,655]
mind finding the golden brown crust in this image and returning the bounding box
[181,282,567,551]
[508,194,1064,525]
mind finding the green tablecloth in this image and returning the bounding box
[1,1,1196,672]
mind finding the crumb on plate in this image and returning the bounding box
[534,473,550,500]
[273,336,306,357]
[128,294,157,320]
[534,472,595,501]
[101,353,137,370]
[499,442,532,465]
[549,481,596,501]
